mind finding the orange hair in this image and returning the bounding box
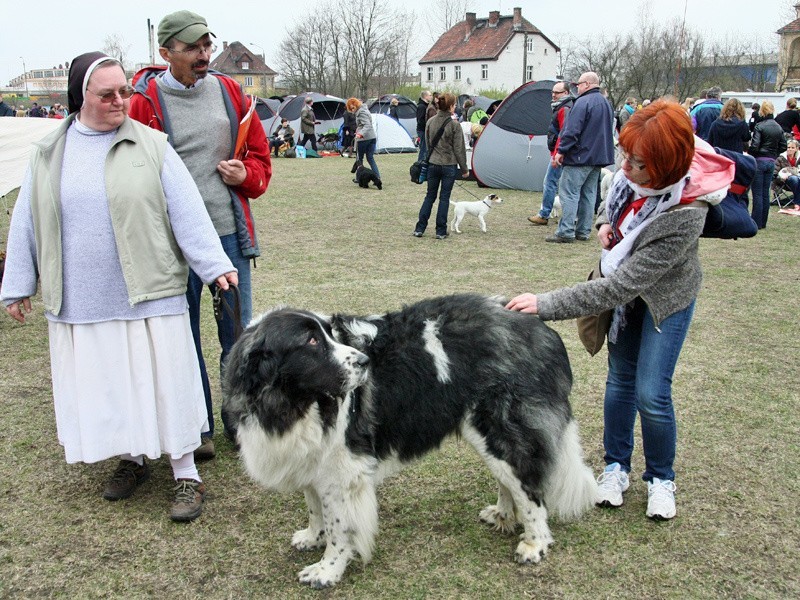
[346,97,362,112]
[618,99,694,189]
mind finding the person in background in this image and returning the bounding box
[413,93,469,239]
[388,97,400,122]
[529,80,574,226]
[128,10,271,458]
[774,97,800,140]
[690,86,723,141]
[616,97,636,133]
[1,52,238,522]
[548,71,614,243]
[774,139,800,214]
[0,94,15,117]
[416,90,432,161]
[299,96,319,152]
[707,98,750,153]
[507,100,735,521]
[347,97,381,180]
[270,118,294,157]
[748,100,786,229]
[748,102,763,134]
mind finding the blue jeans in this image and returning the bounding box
[538,162,563,218]
[603,297,695,482]
[751,158,775,229]
[786,175,800,207]
[556,165,600,239]
[417,130,427,162]
[186,232,252,437]
[357,138,380,179]
[415,163,457,236]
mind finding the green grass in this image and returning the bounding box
[1,153,798,598]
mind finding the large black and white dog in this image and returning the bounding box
[222,294,596,589]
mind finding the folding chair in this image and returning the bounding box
[771,176,795,209]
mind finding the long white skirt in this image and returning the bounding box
[48,313,208,464]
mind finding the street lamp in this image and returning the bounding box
[20,56,29,100]
[249,42,265,61]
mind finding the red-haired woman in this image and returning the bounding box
[507,100,735,521]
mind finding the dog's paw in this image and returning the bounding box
[514,535,553,564]
[292,528,326,551]
[479,504,518,533]
[298,561,342,589]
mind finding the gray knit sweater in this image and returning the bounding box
[536,204,708,328]
[1,119,234,324]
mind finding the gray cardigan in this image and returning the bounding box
[537,204,708,328]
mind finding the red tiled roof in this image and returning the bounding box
[210,41,277,76]
[420,14,557,64]
[778,17,800,34]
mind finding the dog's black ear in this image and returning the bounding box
[225,328,281,395]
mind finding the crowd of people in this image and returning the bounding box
[0,11,792,531]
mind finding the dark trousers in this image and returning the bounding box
[299,133,318,151]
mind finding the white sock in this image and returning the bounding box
[170,452,201,482]
[120,454,144,466]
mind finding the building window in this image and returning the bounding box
[439,66,446,81]
[242,61,250,70]
[527,38,534,52]
[481,64,488,79]
[526,65,534,81]
[544,48,548,55]
[427,66,433,82]
[454,65,461,80]
[244,76,253,87]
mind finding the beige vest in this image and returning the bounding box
[28,115,188,314]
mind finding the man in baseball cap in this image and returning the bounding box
[157,10,216,47]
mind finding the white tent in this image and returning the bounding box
[0,118,60,198]
[372,113,416,154]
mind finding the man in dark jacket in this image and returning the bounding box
[529,81,573,225]
[690,86,723,141]
[416,90,432,161]
[549,72,614,243]
[0,94,15,117]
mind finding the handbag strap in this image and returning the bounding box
[425,120,451,162]
[213,284,243,342]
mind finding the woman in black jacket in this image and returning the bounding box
[707,98,750,153]
[749,101,787,229]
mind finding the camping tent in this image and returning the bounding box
[470,80,555,192]
[0,118,60,198]
[369,94,418,138]
[372,113,416,154]
[254,97,278,137]
[275,92,347,144]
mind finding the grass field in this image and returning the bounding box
[1,152,798,598]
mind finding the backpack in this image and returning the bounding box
[701,149,757,239]
[469,109,488,124]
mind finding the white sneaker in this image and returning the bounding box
[596,463,630,507]
[646,478,677,520]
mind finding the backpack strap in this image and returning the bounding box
[425,120,451,162]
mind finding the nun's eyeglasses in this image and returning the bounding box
[87,85,135,103]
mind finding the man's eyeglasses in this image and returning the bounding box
[552,89,567,96]
[573,80,590,88]
[168,42,217,57]
[620,149,647,171]
[87,85,135,103]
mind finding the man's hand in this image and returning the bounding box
[217,159,247,186]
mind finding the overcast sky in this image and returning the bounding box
[0,0,789,87]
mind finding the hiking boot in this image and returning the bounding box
[170,479,206,522]
[103,459,150,501]
[646,478,677,520]
[528,215,549,225]
[194,435,215,461]
[596,463,630,508]
[545,234,574,243]
[575,235,590,241]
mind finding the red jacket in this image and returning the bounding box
[128,66,271,258]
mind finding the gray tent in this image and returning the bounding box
[471,80,555,192]
[369,94,418,138]
[273,92,347,144]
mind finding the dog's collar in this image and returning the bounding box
[483,199,493,207]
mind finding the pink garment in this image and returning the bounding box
[683,136,736,199]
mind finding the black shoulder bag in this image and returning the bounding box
[410,120,450,184]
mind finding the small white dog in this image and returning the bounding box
[451,194,503,233]
[551,196,562,220]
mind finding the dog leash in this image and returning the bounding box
[213,284,244,342]
[455,180,486,201]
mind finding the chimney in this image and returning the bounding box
[223,41,228,51]
[488,11,500,27]
[796,2,800,19]
[465,12,476,41]
[513,7,522,29]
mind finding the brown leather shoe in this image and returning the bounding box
[528,215,548,225]
[170,479,206,522]
[194,435,215,461]
[103,459,150,500]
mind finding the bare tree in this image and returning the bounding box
[423,0,469,42]
[102,34,132,70]
[571,33,631,109]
